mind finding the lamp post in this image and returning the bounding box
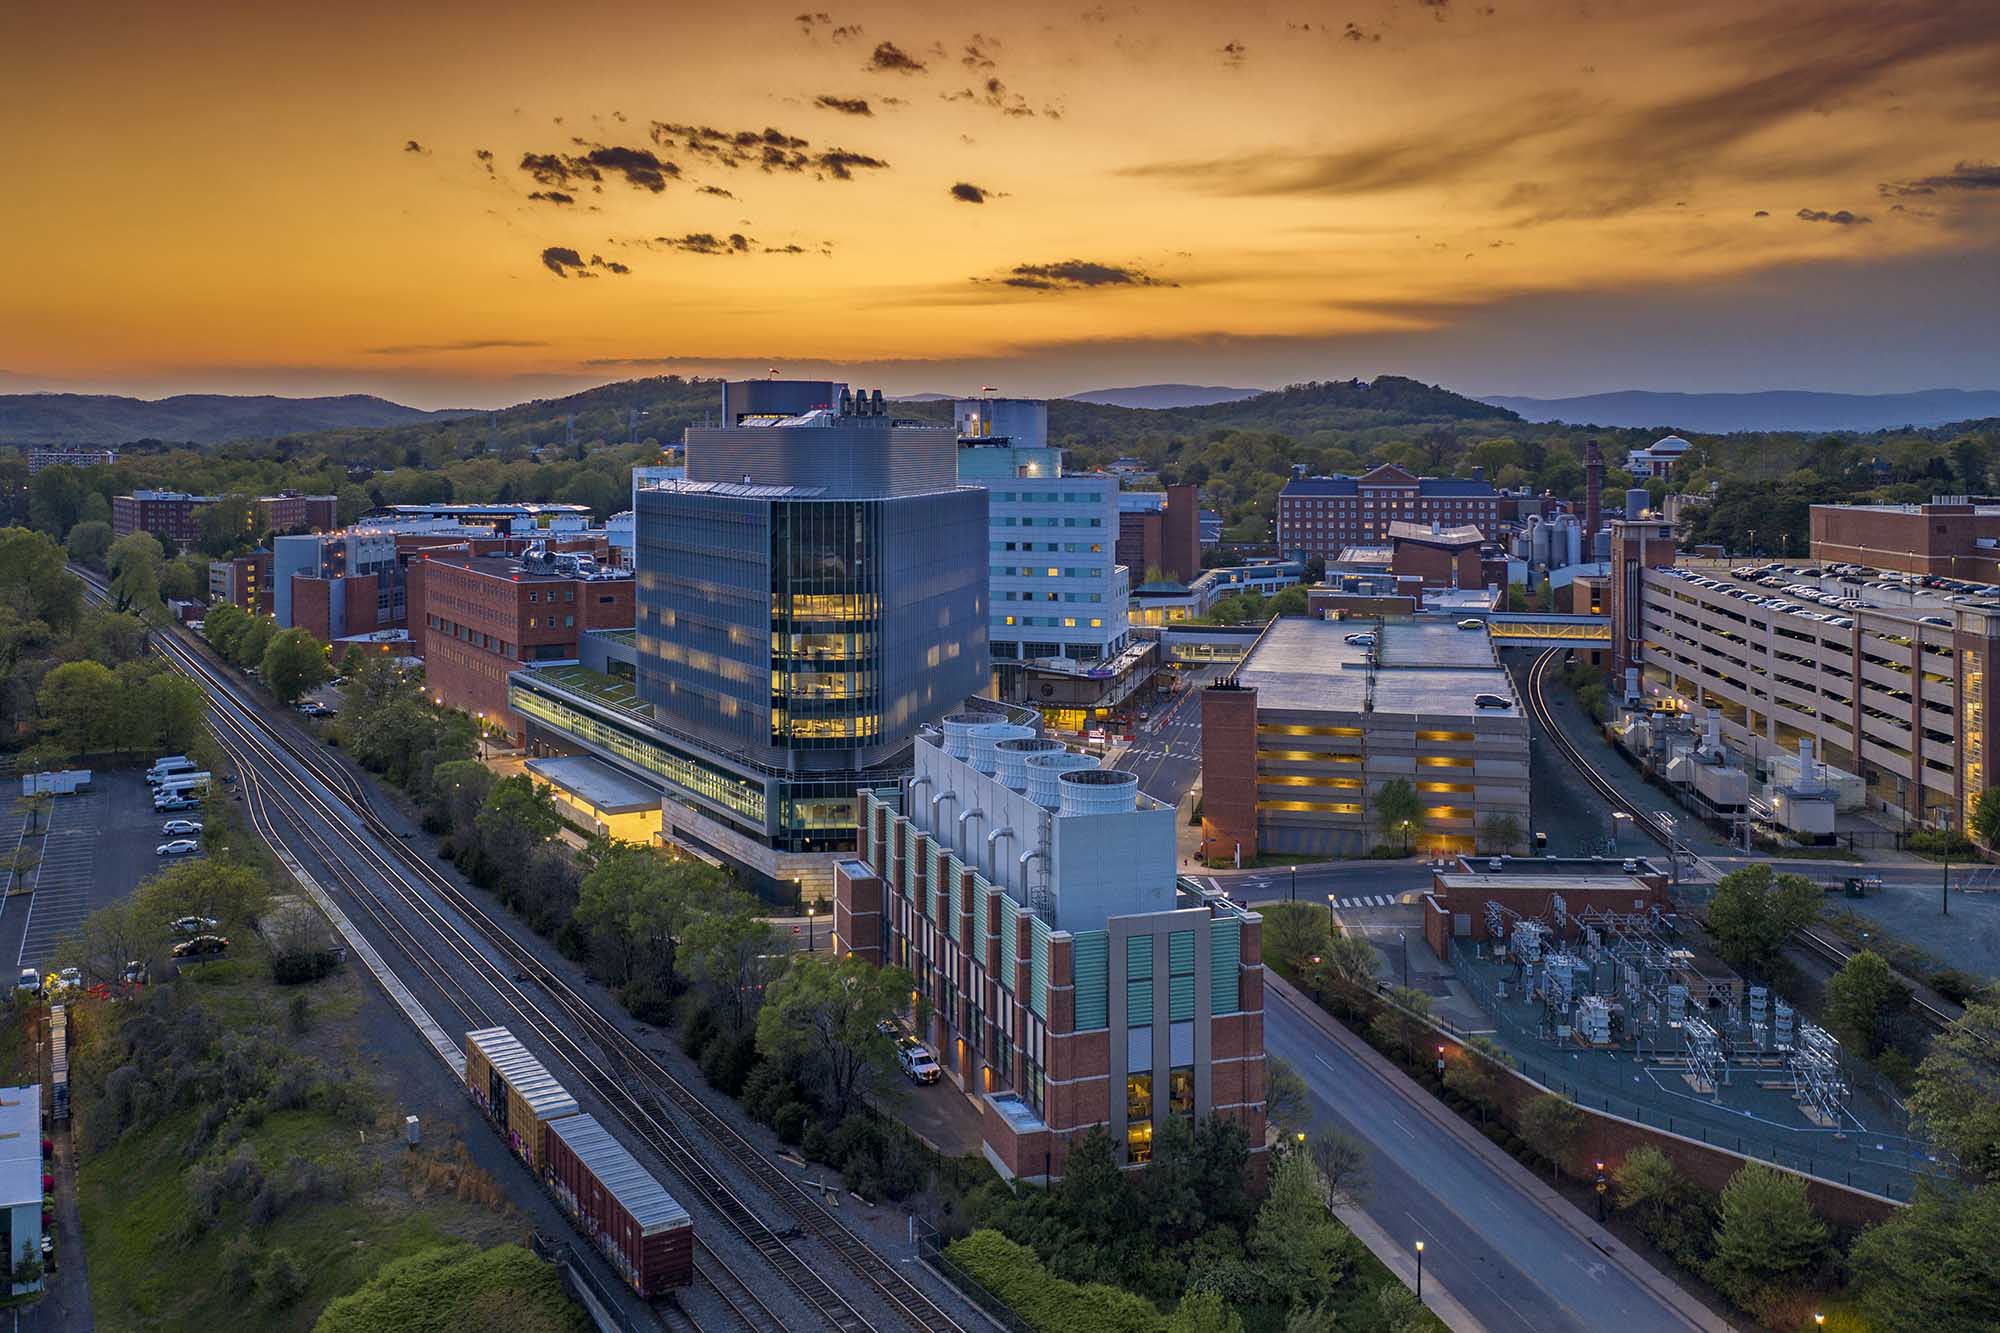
[1399,930,1409,989]
[1414,1240,1424,1301]
[1594,1160,1608,1221]
[806,902,816,953]
[1436,1045,1446,1080]
[1400,819,1412,854]
[1942,813,1952,918]
[1289,864,1297,903]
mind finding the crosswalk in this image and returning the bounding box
[1328,893,1403,910]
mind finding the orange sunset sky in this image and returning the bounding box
[5,0,1999,407]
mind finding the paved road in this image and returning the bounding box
[1193,861,1435,906]
[1267,981,1717,1333]
[1123,668,1219,804]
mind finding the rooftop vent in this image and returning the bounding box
[1057,767,1140,816]
[1026,751,1098,808]
[995,736,1064,792]
[968,722,1034,775]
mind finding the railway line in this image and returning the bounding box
[83,571,972,1333]
[1523,649,1956,1032]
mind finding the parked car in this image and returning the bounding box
[171,935,229,959]
[56,967,81,992]
[160,819,203,837]
[156,839,200,857]
[121,960,148,985]
[1344,633,1376,647]
[169,916,219,936]
[898,1044,942,1085]
[15,968,39,995]
[1472,693,1511,709]
[1456,619,1483,630]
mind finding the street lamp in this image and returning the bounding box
[1436,1045,1446,1079]
[1594,1160,1608,1221]
[806,902,816,953]
[1414,1240,1424,1300]
[1398,929,1409,988]
[1400,819,1412,854]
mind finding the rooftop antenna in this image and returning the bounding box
[767,366,780,379]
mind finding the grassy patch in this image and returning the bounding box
[71,932,548,1332]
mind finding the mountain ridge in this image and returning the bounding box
[1064,383,1266,410]
[0,392,466,447]
[1482,388,2000,434]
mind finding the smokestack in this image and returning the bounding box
[839,387,854,415]
[1584,439,1604,540]
[871,388,885,416]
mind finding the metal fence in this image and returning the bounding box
[913,1219,1036,1333]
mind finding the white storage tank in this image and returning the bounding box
[969,722,1035,775]
[995,737,1064,792]
[1026,751,1099,808]
[941,713,991,760]
[1058,767,1140,816]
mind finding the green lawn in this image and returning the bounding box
[72,932,552,1332]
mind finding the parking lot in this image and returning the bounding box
[0,770,178,975]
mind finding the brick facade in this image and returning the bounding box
[1810,501,2000,581]
[1199,683,1261,863]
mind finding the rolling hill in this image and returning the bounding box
[1481,388,2000,434]
[1065,384,1265,410]
[0,392,465,446]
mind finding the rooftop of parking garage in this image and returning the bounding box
[1236,617,1518,718]
[1649,558,2000,632]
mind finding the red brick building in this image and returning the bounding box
[1608,517,1679,675]
[835,728,1266,1184]
[1809,500,2000,581]
[1387,521,1485,588]
[113,491,215,545]
[411,553,634,741]
[256,492,339,535]
[1116,483,1203,583]
[207,550,272,614]
[1277,464,1501,560]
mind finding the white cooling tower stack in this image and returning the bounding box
[1026,751,1099,808]
[995,737,1064,792]
[1057,768,1140,816]
[940,713,990,760]
[968,722,1034,775]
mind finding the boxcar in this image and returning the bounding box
[463,1027,578,1171]
[543,1112,694,1296]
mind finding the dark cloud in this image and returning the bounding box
[818,149,888,179]
[944,77,1035,116]
[403,139,430,155]
[1880,160,2000,196]
[643,232,754,255]
[649,122,813,171]
[950,182,990,204]
[576,145,676,191]
[1754,209,1770,217]
[796,11,831,32]
[962,35,998,69]
[984,259,1171,291]
[475,148,496,178]
[519,146,675,193]
[698,185,737,199]
[528,191,576,205]
[1341,22,1381,43]
[540,247,632,277]
[815,95,873,116]
[1220,41,1247,67]
[832,23,863,42]
[1798,207,1870,224]
[363,339,549,356]
[868,41,926,73]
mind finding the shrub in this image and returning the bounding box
[946,1228,1164,1333]
[678,999,719,1060]
[259,1246,308,1306]
[220,1231,260,1294]
[1705,1163,1827,1313]
[772,1102,809,1146]
[700,1029,759,1096]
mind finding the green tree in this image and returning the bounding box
[37,659,120,755]
[682,896,778,1030]
[228,615,277,671]
[427,759,497,838]
[1366,986,1434,1064]
[1307,931,1381,993]
[1265,1057,1310,1132]
[1704,863,1820,973]
[1259,901,1331,972]
[1306,1127,1371,1207]
[573,843,717,987]
[65,519,113,568]
[1908,992,2000,1177]
[14,791,52,836]
[1372,777,1421,851]
[1166,1290,1244,1333]
[1477,812,1523,854]
[198,492,263,556]
[0,527,83,633]
[1518,1092,1585,1181]
[106,530,165,614]
[1822,950,1907,1056]
[1442,1037,1504,1121]
[28,469,88,539]
[1612,1145,1712,1268]
[1705,1163,1827,1309]
[1848,1180,2000,1333]
[147,671,209,752]
[143,861,271,931]
[261,627,330,703]
[1250,1144,1362,1308]
[755,953,913,1118]
[1972,787,2000,848]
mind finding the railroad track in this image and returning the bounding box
[1525,648,1960,1033]
[1525,648,1672,852]
[86,571,968,1333]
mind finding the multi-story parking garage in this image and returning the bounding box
[1632,556,2000,828]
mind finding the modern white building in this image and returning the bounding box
[0,1085,40,1292]
[1626,435,1691,479]
[956,398,1129,668]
